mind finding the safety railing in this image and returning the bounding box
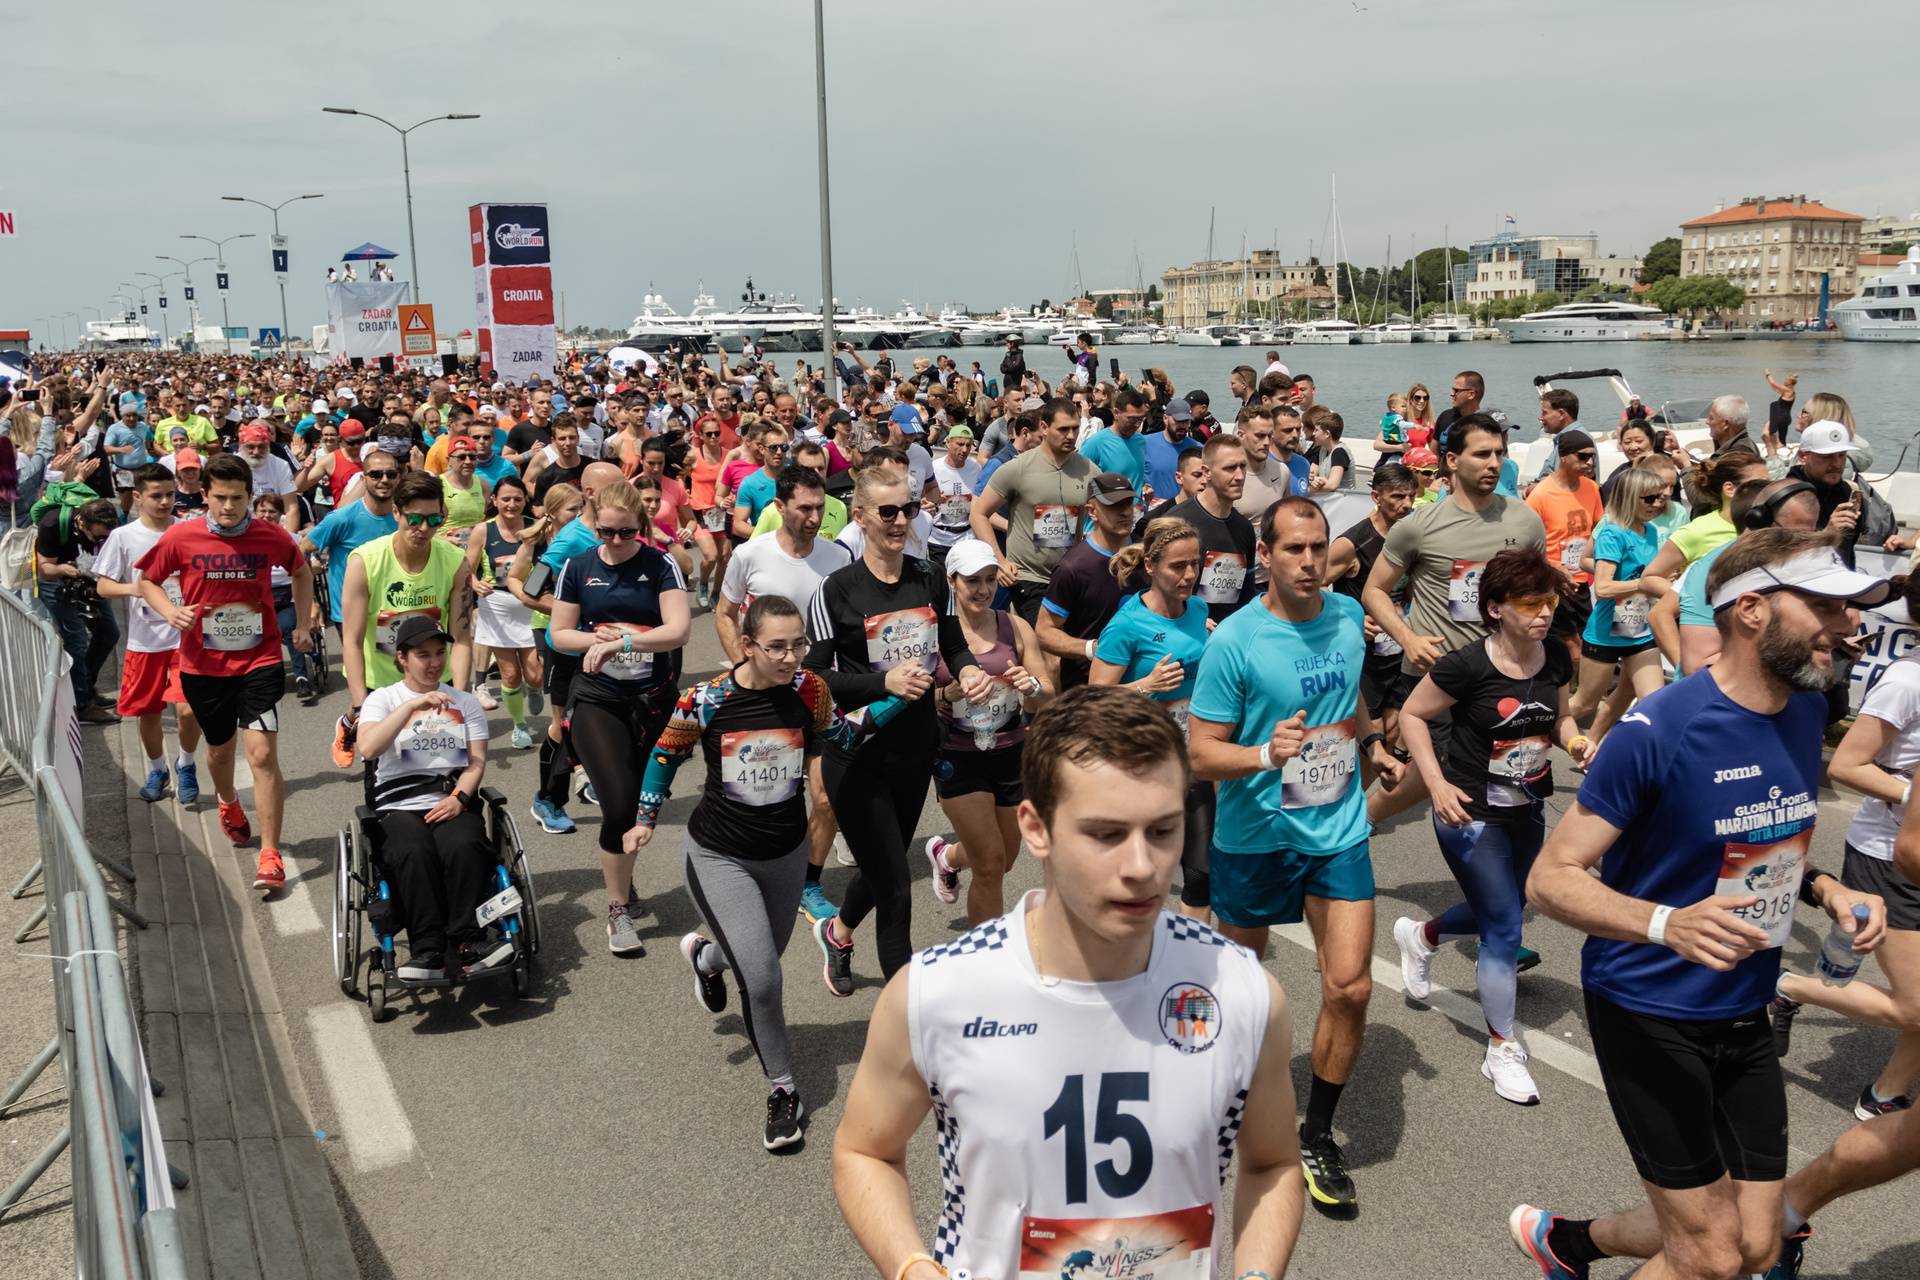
[0,587,185,1277]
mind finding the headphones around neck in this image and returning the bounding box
[1741,480,1818,531]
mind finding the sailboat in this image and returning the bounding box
[1424,226,1475,342]
[1295,179,1359,346]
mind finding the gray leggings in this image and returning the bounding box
[682,834,807,1085]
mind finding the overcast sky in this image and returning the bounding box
[7,0,1915,340]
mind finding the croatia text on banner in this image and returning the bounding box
[1849,547,1916,715]
[324,281,411,362]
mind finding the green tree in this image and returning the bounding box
[1094,297,1114,320]
[1884,241,1911,257]
[1639,236,1682,285]
[1647,275,1744,321]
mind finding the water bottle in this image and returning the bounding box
[1816,904,1871,987]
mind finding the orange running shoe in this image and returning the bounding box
[330,714,358,768]
[253,848,285,893]
[219,800,253,847]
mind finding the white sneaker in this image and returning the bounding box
[474,685,500,711]
[1394,916,1435,1002]
[607,906,645,956]
[834,833,856,867]
[925,836,961,905]
[1481,1037,1540,1106]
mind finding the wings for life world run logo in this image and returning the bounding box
[1158,983,1220,1055]
[493,224,545,252]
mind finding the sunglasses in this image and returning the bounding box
[763,443,788,452]
[401,512,446,529]
[1569,450,1596,462]
[1503,595,1560,616]
[1411,394,1429,402]
[1412,467,1438,477]
[701,431,721,439]
[1640,492,1670,505]
[599,525,641,542]
[866,503,912,523]
[363,468,399,480]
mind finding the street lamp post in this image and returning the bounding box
[321,109,479,300]
[155,256,214,340]
[180,234,256,343]
[221,194,323,344]
[813,0,839,397]
[138,272,182,347]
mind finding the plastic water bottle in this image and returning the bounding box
[1816,904,1871,987]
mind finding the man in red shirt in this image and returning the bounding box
[1524,428,1603,667]
[138,453,315,894]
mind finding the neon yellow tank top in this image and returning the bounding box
[352,533,465,690]
[441,473,487,538]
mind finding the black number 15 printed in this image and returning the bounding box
[1041,1072,1154,1205]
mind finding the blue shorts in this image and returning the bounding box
[1209,839,1374,928]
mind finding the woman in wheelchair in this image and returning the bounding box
[356,613,506,981]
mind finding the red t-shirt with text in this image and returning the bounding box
[135,518,303,676]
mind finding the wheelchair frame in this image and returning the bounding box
[331,785,541,1022]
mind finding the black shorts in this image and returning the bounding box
[1581,636,1658,662]
[1360,649,1400,718]
[1008,581,1048,628]
[536,630,579,706]
[935,742,1023,807]
[1180,781,1216,908]
[179,664,285,748]
[1585,990,1787,1190]
[1550,589,1593,641]
[1844,844,1920,932]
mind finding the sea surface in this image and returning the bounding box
[882,336,1920,472]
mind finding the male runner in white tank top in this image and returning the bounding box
[834,685,1304,1280]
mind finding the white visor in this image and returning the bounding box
[1709,547,1893,612]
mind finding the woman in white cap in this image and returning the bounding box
[922,537,1049,924]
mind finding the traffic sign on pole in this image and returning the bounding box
[158,296,168,309]
[184,286,195,302]
[271,235,289,281]
[139,304,148,315]
[398,303,436,357]
[258,328,282,349]
[217,272,230,292]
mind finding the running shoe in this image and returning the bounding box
[460,934,514,972]
[576,776,598,807]
[175,761,199,806]
[138,764,171,804]
[77,703,119,725]
[509,725,535,750]
[330,714,358,768]
[1853,1083,1914,1122]
[1516,945,1542,974]
[1483,1037,1541,1106]
[1763,1224,1811,1280]
[1770,992,1803,1059]
[219,800,252,847]
[680,932,727,1013]
[530,796,575,834]
[397,950,445,982]
[925,836,961,905]
[834,832,856,867]
[799,882,839,925]
[252,848,285,894]
[1393,916,1434,1001]
[1299,1128,1357,1216]
[1507,1205,1588,1280]
[764,1087,805,1151]
[474,685,500,711]
[607,904,645,956]
[813,916,855,997]
[294,673,314,705]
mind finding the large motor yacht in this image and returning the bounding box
[1832,246,1920,342]
[1498,300,1670,343]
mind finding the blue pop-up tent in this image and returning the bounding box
[340,242,398,261]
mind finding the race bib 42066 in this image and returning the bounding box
[1198,551,1247,606]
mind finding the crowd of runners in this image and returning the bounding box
[5,339,1918,1278]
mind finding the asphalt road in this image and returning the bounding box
[174,613,1917,1280]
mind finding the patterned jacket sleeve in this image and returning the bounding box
[798,670,907,751]
[636,682,709,829]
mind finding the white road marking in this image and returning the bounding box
[305,1004,417,1171]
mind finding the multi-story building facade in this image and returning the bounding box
[1861,211,1920,253]
[1451,232,1643,304]
[1679,196,1863,323]
[1160,250,1322,326]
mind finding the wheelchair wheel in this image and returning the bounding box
[332,829,355,995]
[496,807,541,957]
[367,964,389,1023]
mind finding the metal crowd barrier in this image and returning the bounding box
[0,588,185,1277]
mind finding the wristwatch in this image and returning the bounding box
[1359,732,1386,754]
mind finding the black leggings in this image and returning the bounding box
[379,809,492,956]
[824,744,932,979]
[1180,780,1217,909]
[568,687,676,855]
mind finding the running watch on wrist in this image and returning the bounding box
[1359,732,1385,754]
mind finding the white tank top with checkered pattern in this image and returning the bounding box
[906,889,1269,1280]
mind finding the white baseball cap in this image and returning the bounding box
[1798,419,1851,455]
[944,538,1001,579]
[1710,546,1893,612]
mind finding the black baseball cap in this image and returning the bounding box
[1088,472,1135,506]
[393,615,453,653]
[1186,389,1210,407]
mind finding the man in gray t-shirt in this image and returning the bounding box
[1363,415,1545,680]
[971,397,1094,621]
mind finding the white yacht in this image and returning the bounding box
[1498,300,1671,343]
[625,290,719,350]
[1293,318,1361,346]
[1174,325,1245,347]
[1357,322,1417,344]
[1832,246,1920,342]
[1423,312,1475,342]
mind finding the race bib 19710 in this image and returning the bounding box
[1280,717,1357,810]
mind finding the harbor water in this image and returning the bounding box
[883,336,1920,473]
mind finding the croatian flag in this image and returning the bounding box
[1504,214,1517,225]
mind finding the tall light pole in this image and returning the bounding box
[321,109,479,300]
[813,0,839,397]
[222,193,323,343]
[138,271,180,347]
[181,233,255,344]
[62,313,80,350]
[155,256,214,338]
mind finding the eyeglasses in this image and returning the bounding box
[401,512,446,529]
[599,525,640,542]
[363,469,399,480]
[1503,595,1560,616]
[866,503,912,523]
[750,640,803,659]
